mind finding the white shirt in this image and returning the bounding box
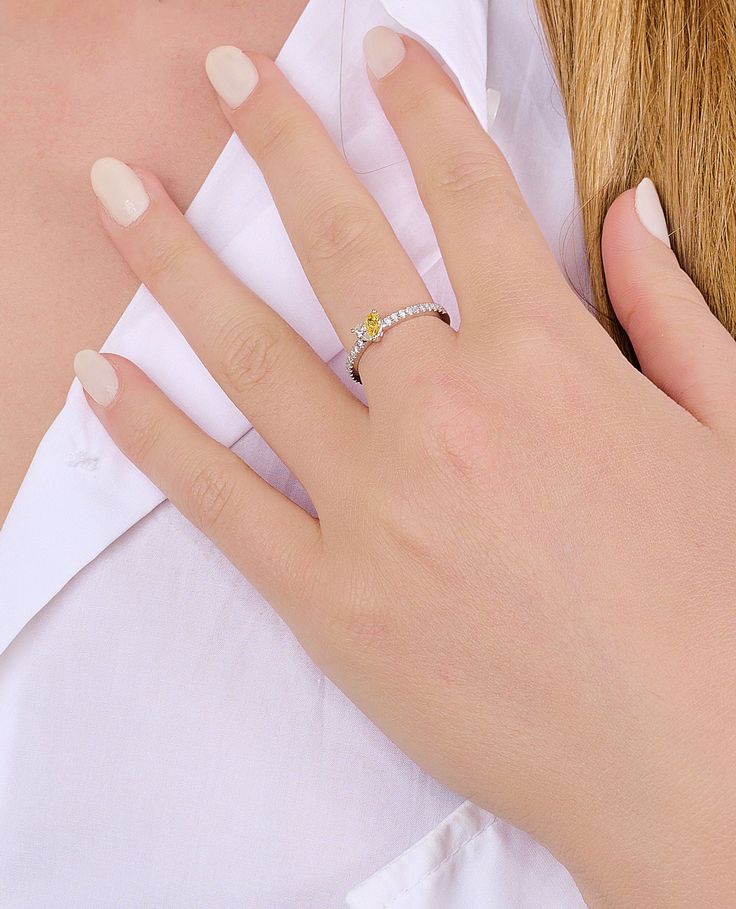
[0,0,588,905]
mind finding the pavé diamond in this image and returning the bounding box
[347,302,449,383]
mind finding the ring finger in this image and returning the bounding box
[204,46,455,393]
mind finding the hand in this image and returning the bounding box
[76,29,736,907]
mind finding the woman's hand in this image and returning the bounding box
[76,29,736,907]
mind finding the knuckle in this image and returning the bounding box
[395,83,448,120]
[666,268,707,308]
[420,403,493,481]
[144,233,198,284]
[302,197,378,266]
[379,494,436,563]
[428,146,509,202]
[185,461,236,537]
[620,291,656,341]
[413,371,494,481]
[249,107,304,164]
[622,269,706,336]
[217,316,283,394]
[125,412,164,464]
[503,316,565,369]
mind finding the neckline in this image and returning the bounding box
[0,0,490,655]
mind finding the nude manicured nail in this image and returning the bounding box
[635,177,671,248]
[363,27,406,79]
[205,46,259,109]
[74,350,119,406]
[90,157,150,228]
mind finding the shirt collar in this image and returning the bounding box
[0,0,490,654]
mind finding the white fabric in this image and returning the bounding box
[0,0,588,905]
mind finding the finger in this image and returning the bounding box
[363,27,583,338]
[602,179,736,436]
[73,350,321,603]
[204,46,452,391]
[90,157,366,499]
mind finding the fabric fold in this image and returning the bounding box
[345,800,586,908]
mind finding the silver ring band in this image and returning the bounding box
[346,302,451,383]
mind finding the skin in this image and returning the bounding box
[0,0,307,525]
[77,33,736,907]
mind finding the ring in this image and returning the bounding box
[346,302,451,383]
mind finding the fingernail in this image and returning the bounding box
[635,177,671,247]
[74,350,119,406]
[364,26,406,79]
[90,157,150,228]
[205,46,259,109]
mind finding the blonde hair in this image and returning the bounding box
[535,0,736,358]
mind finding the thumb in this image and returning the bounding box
[602,178,736,436]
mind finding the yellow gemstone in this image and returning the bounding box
[364,310,382,339]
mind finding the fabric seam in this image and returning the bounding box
[381,814,498,908]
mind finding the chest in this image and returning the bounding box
[0,0,307,525]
